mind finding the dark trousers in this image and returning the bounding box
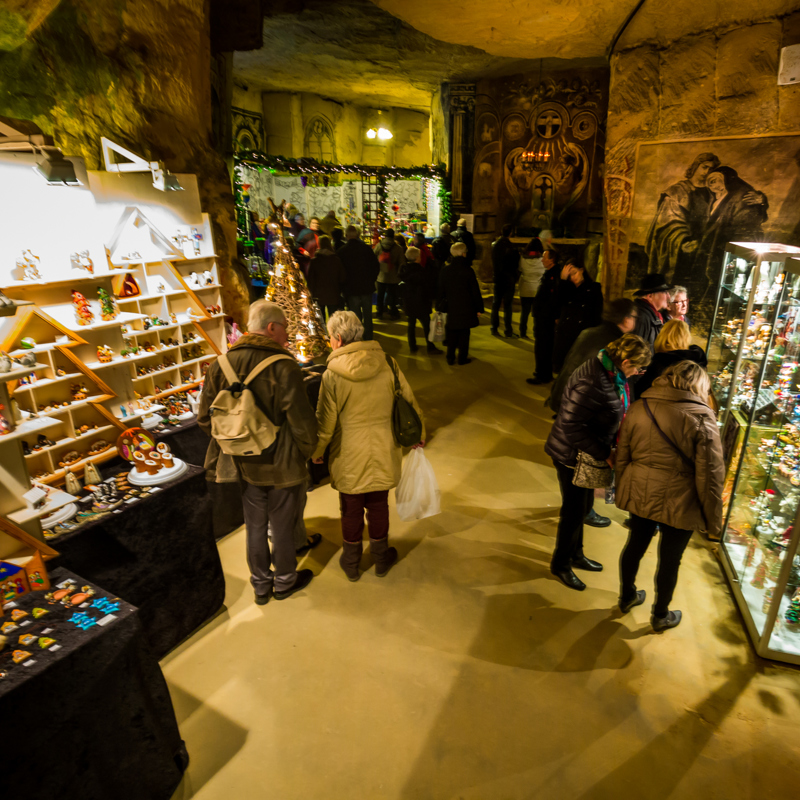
[619,513,694,617]
[376,283,399,317]
[533,313,556,380]
[339,490,390,542]
[491,286,515,333]
[347,293,374,340]
[446,327,471,364]
[241,481,305,595]
[552,460,595,570]
[520,296,535,336]
[408,312,432,350]
[316,301,339,322]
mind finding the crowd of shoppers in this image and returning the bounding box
[201,216,722,636]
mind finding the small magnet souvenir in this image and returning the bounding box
[1,622,18,634]
[31,608,49,619]
[38,637,56,649]
[10,609,27,621]
[12,649,31,663]
[18,634,36,646]
[47,587,75,604]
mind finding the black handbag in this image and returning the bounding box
[385,355,423,447]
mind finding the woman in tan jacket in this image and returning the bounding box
[615,361,724,631]
[313,311,425,581]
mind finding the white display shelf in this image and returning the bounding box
[1,274,110,290]
[122,323,179,337]
[83,344,180,370]
[112,403,164,423]
[180,356,212,368]
[7,488,77,524]
[27,394,108,416]
[23,424,115,458]
[0,362,47,383]
[62,311,146,333]
[14,371,83,392]
[188,283,222,292]
[168,254,218,262]
[0,415,61,444]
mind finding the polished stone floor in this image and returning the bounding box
[164,316,800,799]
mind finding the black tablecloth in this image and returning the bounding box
[157,418,245,539]
[50,462,225,658]
[0,568,186,798]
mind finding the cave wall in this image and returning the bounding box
[0,0,249,324]
[605,10,800,333]
[249,91,431,167]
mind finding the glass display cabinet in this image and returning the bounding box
[708,243,800,664]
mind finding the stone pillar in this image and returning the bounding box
[448,83,476,218]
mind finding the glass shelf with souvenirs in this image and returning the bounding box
[707,243,800,419]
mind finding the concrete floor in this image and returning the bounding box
[164,316,800,800]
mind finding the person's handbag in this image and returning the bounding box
[573,450,614,488]
[428,311,447,343]
[385,355,423,447]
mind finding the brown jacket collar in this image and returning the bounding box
[229,332,295,357]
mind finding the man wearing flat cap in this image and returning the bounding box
[633,273,672,349]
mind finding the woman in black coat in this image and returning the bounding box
[307,236,347,320]
[634,319,707,396]
[437,243,484,366]
[552,261,604,372]
[544,334,652,590]
[399,246,441,355]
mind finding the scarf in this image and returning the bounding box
[599,349,630,415]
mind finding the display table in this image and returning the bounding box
[156,417,245,539]
[50,461,225,658]
[0,568,187,799]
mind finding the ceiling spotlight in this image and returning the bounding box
[366,128,377,139]
[33,150,82,185]
[377,127,393,141]
[152,167,183,192]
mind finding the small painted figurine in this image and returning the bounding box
[70,250,94,274]
[97,287,118,321]
[72,290,94,326]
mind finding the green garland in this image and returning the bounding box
[235,152,447,182]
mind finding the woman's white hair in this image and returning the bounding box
[328,310,364,345]
[248,300,285,332]
[405,246,420,262]
[451,242,467,257]
[670,285,688,301]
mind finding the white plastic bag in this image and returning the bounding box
[396,448,441,521]
[428,312,447,343]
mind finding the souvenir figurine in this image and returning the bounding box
[70,250,94,274]
[202,270,214,285]
[0,407,10,435]
[64,468,82,496]
[97,288,118,321]
[17,250,42,281]
[97,345,114,363]
[84,461,102,483]
[191,227,203,256]
[55,367,67,377]
[70,384,87,401]
[0,353,11,373]
[157,281,167,293]
[170,312,178,324]
[17,351,36,367]
[72,290,94,326]
[19,337,35,350]
[188,272,200,288]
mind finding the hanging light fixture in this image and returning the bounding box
[366,110,393,142]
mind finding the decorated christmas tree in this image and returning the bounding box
[97,288,118,321]
[785,590,800,626]
[751,558,767,589]
[264,199,328,363]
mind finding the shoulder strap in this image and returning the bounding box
[642,398,693,469]
[243,353,295,384]
[217,354,239,387]
[384,353,402,395]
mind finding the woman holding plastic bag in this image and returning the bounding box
[312,311,426,582]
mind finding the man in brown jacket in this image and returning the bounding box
[198,300,319,604]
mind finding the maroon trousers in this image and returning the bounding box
[339,490,390,543]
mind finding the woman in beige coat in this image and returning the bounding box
[313,311,425,581]
[615,361,724,631]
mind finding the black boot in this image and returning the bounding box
[370,537,397,577]
[339,541,363,582]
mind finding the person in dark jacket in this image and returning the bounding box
[339,225,380,340]
[399,246,442,356]
[527,249,560,385]
[198,300,318,603]
[491,224,520,338]
[307,236,347,321]
[633,272,672,349]
[544,334,651,591]
[437,242,484,365]
[552,260,604,372]
[432,223,454,266]
[414,231,434,268]
[634,319,707,396]
[452,218,477,267]
[295,217,321,274]
[331,227,345,252]
[374,228,404,320]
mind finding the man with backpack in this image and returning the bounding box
[198,300,319,604]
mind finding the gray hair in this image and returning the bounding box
[248,300,285,332]
[405,246,420,262]
[451,242,467,257]
[440,223,450,234]
[663,360,710,398]
[670,285,688,301]
[327,310,364,345]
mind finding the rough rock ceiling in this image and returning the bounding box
[373,0,800,58]
[232,0,558,111]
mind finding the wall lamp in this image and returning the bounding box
[101,137,184,192]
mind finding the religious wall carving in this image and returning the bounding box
[304,115,336,163]
[232,107,265,153]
